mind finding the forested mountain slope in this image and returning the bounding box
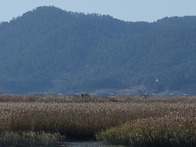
[0,6,195,95]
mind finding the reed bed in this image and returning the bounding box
[97,116,196,146]
[0,131,63,146]
[0,94,195,146]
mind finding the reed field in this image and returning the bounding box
[0,94,195,146]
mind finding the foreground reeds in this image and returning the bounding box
[97,116,196,146]
[0,131,63,146]
[0,94,195,146]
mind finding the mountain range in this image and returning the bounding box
[0,6,196,96]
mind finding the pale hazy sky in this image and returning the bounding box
[0,0,196,22]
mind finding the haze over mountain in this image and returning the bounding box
[0,6,196,95]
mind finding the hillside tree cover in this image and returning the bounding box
[0,6,196,95]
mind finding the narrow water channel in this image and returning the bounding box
[60,142,126,147]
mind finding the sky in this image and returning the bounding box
[0,0,196,23]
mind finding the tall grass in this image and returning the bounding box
[0,94,195,146]
[97,116,196,146]
[0,131,63,146]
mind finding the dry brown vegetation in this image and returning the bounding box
[0,94,195,146]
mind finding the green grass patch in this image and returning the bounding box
[96,116,196,146]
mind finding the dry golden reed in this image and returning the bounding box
[0,94,195,146]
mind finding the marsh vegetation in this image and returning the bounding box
[0,94,195,146]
